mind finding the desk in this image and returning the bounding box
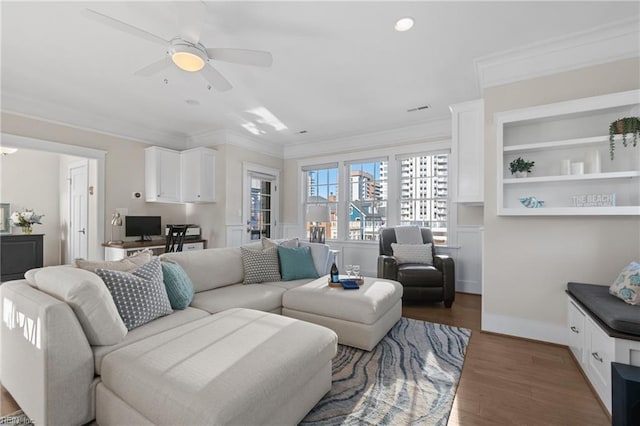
[103,239,206,261]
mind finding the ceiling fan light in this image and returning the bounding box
[171,44,206,72]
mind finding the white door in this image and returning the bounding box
[242,164,279,244]
[69,161,88,260]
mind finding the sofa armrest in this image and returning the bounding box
[377,255,398,280]
[434,255,455,306]
[1,281,95,425]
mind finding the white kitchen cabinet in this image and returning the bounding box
[145,146,181,203]
[181,147,216,203]
[450,99,484,204]
[497,90,640,215]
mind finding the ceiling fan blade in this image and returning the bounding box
[134,57,173,77]
[205,48,273,67]
[200,65,232,92]
[82,8,169,46]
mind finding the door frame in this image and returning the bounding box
[67,159,89,262]
[242,162,280,244]
[2,133,106,259]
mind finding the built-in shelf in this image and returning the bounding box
[497,89,640,216]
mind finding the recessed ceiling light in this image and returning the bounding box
[394,17,414,32]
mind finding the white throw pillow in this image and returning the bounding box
[609,261,640,305]
[32,266,128,345]
[391,243,433,265]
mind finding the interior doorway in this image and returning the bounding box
[68,160,89,261]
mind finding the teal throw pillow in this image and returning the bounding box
[277,246,319,281]
[161,261,195,309]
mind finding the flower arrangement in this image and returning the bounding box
[10,209,44,234]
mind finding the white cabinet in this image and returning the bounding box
[181,147,216,203]
[450,99,484,204]
[145,147,181,203]
[566,295,640,414]
[104,241,205,260]
[497,90,640,215]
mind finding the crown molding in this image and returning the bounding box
[1,92,188,149]
[475,17,640,92]
[283,116,451,159]
[186,128,284,158]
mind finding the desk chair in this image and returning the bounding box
[165,225,190,253]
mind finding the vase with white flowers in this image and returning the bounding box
[10,209,44,234]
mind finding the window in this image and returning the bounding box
[303,164,338,240]
[348,160,387,240]
[399,153,449,244]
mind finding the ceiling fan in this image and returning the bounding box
[82,8,273,92]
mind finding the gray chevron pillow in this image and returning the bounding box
[241,246,281,284]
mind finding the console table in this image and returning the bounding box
[1,234,44,282]
[103,239,206,261]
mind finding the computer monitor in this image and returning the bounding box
[125,216,162,242]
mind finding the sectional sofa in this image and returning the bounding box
[0,240,339,425]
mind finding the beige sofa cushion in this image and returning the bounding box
[190,283,286,314]
[100,308,337,425]
[161,247,244,292]
[74,250,152,272]
[32,266,127,345]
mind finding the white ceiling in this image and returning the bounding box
[2,1,638,151]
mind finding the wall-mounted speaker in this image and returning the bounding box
[612,362,640,426]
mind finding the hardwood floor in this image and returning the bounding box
[2,293,610,424]
[403,293,610,425]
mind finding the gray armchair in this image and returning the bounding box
[377,227,455,307]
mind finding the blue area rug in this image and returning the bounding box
[300,317,471,426]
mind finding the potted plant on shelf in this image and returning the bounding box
[609,117,640,159]
[509,157,535,178]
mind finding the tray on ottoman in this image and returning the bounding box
[282,276,403,351]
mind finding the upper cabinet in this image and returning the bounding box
[145,146,181,203]
[145,146,216,204]
[181,147,216,203]
[450,99,485,204]
[497,90,640,216]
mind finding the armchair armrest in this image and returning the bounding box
[434,255,455,306]
[377,255,398,280]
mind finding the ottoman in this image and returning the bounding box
[96,308,338,426]
[282,276,403,351]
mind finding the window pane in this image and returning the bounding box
[399,154,449,244]
[304,166,339,240]
[348,160,387,240]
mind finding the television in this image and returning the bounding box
[125,216,162,242]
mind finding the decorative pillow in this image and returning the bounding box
[75,249,152,273]
[241,246,281,284]
[31,265,128,345]
[97,257,173,330]
[609,262,640,305]
[277,246,319,281]
[262,237,299,249]
[161,261,195,310]
[391,243,433,265]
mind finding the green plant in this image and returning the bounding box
[609,117,640,159]
[509,157,535,175]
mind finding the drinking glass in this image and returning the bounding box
[352,264,360,278]
[345,264,353,278]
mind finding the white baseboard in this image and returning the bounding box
[482,312,566,345]
[457,279,481,295]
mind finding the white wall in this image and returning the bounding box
[1,148,61,266]
[483,57,640,344]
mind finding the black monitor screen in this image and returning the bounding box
[125,216,162,242]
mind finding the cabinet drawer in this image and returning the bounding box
[183,242,204,251]
[585,316,614,411]
[567,299,586,363]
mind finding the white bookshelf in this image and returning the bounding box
[497,90,640,216]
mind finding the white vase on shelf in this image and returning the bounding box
[586,149,601,174]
